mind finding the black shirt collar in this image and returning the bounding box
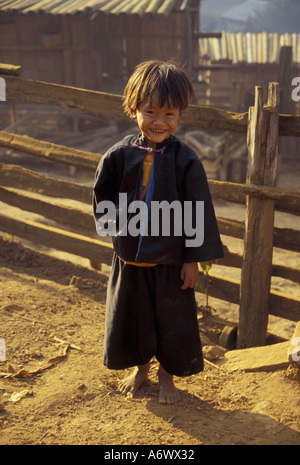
[134,133,173,151]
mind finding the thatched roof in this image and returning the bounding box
[0,0,191,17]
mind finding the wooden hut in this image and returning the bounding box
[198,31,300,161]
[0,0,201,92]
[198,31,300,112]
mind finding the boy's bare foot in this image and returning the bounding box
[158,365,181,404]
[118,363,150,397]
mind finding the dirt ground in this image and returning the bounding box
[0,235,299,447]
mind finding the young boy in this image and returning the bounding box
[93,60,223,404]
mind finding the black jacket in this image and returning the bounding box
[93,133,224,265]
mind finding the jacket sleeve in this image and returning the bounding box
[93,149,123,225]
[181,153,224,263]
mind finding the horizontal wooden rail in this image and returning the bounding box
[1,158,300,218]
[0,163,92,204]
[0,132,300,215]
[217,216,300,254]
[3,75,248,133]
[0,64,21,76]
[209,180,300,216]
[0,186,96,238]
[1,211,299,322]
[221,250,300,284]
[195,273,300,323]
[1,183,299,254]
[2,74,300,136]
[272,263,300,284]
[1,186,298,284]
[0,131,100,170]
[0,214,113,265]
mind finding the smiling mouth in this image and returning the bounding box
[150,129,166,134]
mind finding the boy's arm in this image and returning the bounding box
[181,153,224,264]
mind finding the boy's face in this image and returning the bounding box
[129,93,183,149]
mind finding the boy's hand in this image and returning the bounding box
[180,262,199,290]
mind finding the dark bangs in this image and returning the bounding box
[152,63,194,110]
[123,60,195,116]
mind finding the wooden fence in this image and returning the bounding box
[0,65,300,349]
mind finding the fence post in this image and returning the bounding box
[237,82,280,349]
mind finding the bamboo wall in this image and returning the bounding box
[200,32,300,65]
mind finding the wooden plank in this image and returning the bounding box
[196,273,240,305]
[0,131,100,170]
[196,273,300,322]
[70,16,88,88]
[170,12,182,63]
[272,264,300,285]
[0,163,91,204]
[279,46,293,114]
[0,63,21,76]
[0,20,18,48]
[220,225,300,281]
[243,185,300,214]
[270,289,300,322]
[61,16,73,87]
[221,249,300,284]
[2,74,248,133]
[210,180,300,215]
[0,187,96,238]
[273,226,300,253]
[3,73,300,136]
[17,16,36,48]
[0,214,113,265]
[4,75,126,123]
[105,15,124,77]
[238,83,280,348]
[126,15,142,71]
[217,217,244,239]
[217,216,300,254]
[184,103,248,134]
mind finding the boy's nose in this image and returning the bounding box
[153,115,165,124]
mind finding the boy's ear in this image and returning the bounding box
[176,110,183,124]
[128,106,136,118]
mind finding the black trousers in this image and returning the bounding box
[103,254,203,377]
